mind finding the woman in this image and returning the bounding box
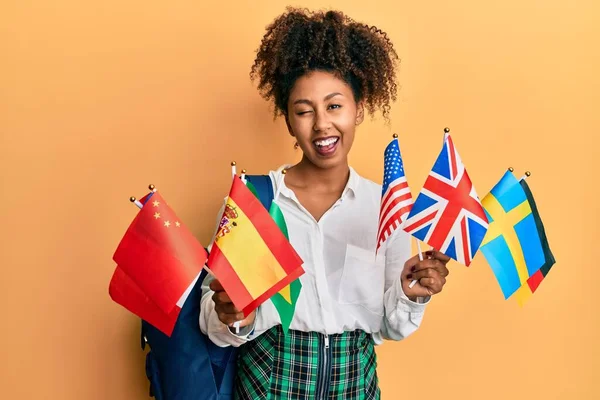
[200,8,450,399]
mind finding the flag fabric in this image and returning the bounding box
[109,266,180,336]
[207,177,304,317]
[265,199,302,334]
[512,178,556,305]
[113,191,207,316]
[377,136,413,251]
[402,131,489,266]
[479,170,546,300]
[247,176,302,334]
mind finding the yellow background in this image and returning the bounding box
[2,1,598,399]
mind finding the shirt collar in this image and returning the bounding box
[345,166,360,196]
[274,164,359,198]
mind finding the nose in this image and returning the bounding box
[313,109,332,133]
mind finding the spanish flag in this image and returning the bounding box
[207,177,304,317]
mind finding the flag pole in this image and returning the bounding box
[409,240,424,289]
[129,183,158,209]
[230,164,246,334]
[520,171,531,181]
[273,169,287,203]
[409,128,449,289]
[129,196,143,209]
[409,130,424,288]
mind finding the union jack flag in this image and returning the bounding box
[377,136,413,251]
[402,130,489,266]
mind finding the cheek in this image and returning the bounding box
[337,110,359,133]
[288,117,312,141]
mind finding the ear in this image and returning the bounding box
[355,102,365,125]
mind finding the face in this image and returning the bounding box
[286,70,364,170]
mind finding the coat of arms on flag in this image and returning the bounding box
[402,128,489,266]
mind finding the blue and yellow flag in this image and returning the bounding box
[512,178,556,306]
[480,170,545,300]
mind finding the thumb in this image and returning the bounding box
[209,279,224,292]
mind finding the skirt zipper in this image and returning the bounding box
[317,334,330,399]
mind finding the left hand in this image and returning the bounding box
[401,249,451,300]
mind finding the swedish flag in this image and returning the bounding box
[512,179,556,306]
[480,170,546,300]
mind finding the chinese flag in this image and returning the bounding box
[207,177,304,317]
[113,191,207,315]
[109,266,180,336]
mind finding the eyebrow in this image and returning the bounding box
[293,92,343,105]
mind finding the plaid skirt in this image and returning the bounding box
[234,326,380,400]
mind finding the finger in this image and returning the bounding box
[215,301,240,314]
[404,253,423,270]
[426,249,451,263]
[411,259,449,277]
[212,290,232,304]
[408,266,439,281]
[417,276,446,294]
[209,279,224,292]
[216,311,246,326]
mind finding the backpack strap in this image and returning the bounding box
[246,174,274,210]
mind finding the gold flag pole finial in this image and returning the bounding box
[231,161,237,178]
[130,196,143,209]
[393,133,398,139]
[148,184,156,192]
[508,167,514,172]
[444,127,450,133]
[520,170,531,180]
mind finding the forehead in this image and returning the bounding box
[289,70,353,100]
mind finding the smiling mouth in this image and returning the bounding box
[313,136,339,156]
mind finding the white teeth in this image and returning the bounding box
[315,137,338,147]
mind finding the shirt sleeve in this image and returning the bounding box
[375,229,430,344]
[198,198,280,347]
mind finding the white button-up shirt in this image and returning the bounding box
[200,165,428,347]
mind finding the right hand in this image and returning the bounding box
[209,279,256,328]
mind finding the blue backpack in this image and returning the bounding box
[141,175,274,400]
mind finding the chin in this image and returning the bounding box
[307,153,347,170]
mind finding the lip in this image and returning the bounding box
[312,136,340,157]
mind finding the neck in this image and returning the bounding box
[291,155,350,192]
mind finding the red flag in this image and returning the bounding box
[109,266,180,336]
[113,191,207,315]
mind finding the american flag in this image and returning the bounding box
[402,131,489,266]
[377,136,413,251]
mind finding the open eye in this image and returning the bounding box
[328,104,342,110]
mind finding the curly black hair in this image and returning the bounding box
[250,7,399,121]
